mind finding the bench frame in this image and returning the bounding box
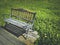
[4,8,36,32]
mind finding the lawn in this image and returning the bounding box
[0,0,60,45]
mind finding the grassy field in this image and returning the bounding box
[0,0,60,45]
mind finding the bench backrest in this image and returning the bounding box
[11,8,36,24]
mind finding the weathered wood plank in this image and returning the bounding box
[0,27,26,45]
[5,18,31,28]
[0,35,14,45]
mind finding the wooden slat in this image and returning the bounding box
[11,8,36,14]
[4,23,26,37]
[11,8,36,23]
[5,18,32,28]
[0,27,26,45]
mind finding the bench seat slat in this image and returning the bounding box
[5,18,32,29]
[4,23,26,37]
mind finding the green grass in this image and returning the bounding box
[0,0,60,45]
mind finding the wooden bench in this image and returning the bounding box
[4,8,36,37]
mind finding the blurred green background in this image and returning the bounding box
[0,0,60,45]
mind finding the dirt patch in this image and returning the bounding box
[18,36,34,45]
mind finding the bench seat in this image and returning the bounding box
[5,18,32,29]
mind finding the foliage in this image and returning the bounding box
[34,17,60,45]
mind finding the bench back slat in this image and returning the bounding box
[11,8,36,23]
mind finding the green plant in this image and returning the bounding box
[34,16,60,45]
